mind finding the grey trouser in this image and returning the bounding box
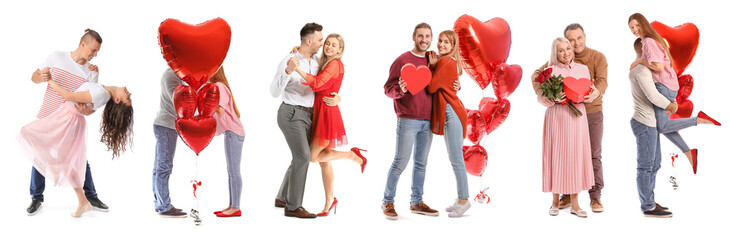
[276,103,312,211]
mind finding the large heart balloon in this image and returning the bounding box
[454,15,512,89]
[676,74,694,104]
[479,97,511,134]
[650,21,699,76]
[400,63,431,94]
[670,99,693,120]
[176,116,217,155]
[563,77,592,103]
[492,63,522,100]
[465,109,486,144]
[159,18,231,91]
[462,144,488,176]
[196,83,220,117]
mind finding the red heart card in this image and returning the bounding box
[401,63,431,95]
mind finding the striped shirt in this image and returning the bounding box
[37,52,98,119]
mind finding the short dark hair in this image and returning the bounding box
[564,23,584,37]
[633,38,643,54]
[413,22,432,36]
[80,28,102,44]
[300,22,323,41]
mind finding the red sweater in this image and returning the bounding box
[428,57,467,136]
[384,51,432,120]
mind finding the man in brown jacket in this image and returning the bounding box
[531,23,608,213]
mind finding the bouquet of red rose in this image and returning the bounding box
[535,68,582,116]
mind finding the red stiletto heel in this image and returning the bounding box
[698,111,721,126]
[317,197,338,217]
[691,149,698,174]
[352,147,367,173]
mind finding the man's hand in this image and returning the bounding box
[584,85,600,103]
[285,57,299,74]
[323,92,341,106]
[453,79,461,91]
[665,102,679,114]
[398,78,408,93]
[76,103,95,116]
[216,106,225,116]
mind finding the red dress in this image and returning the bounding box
[303,59,347,148]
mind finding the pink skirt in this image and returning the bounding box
[542,103,594,194]
[19,102,87,188]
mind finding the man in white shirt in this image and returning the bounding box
[270,22,339,218]
[27,29,108,215]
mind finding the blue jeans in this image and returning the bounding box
[383,118,433,205]
[30,162,98,201]
[654,83,697,152]
[153,125,178,212]
[224,131,244,209]
[443,104,469,199]
[631,119,661,211]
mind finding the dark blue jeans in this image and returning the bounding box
[30,162,97,201]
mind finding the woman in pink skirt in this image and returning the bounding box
[534,37,599,218]
[19,79,133,217]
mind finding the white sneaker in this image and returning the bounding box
[447,200,471,218]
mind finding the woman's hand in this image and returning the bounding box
[290,46,300,54]
[323,92,340,106]
[89,64,99,72]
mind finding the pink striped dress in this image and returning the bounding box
[542,61,594,194]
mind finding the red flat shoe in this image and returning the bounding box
[352,147,367,173]
[691,149,698,174]
[215,209,241,217]
[317,198,338,217]
[698,111,721,126]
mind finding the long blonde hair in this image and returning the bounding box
[209,66,240,118]
[438,30,463,76]
[319,33,345,70]
[549,37,572,66]
[629,13,673,65]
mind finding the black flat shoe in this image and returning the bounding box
[88,197,109,212]
[27,199,42,216]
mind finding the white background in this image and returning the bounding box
[1,0,728,239]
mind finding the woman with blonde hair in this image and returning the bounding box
[426,30,470,217]
[292,33,366,216]
[209,67,246,217]
[534,37,598,218]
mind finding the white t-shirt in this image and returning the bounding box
[39,51,98,84]
[36,51,99,119]
[75,82,111,111]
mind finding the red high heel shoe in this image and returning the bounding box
[690,149,698,174]
[215,209,241,217]
[698,111,721,126]
[317,198,338,217]
[352,147,367,173]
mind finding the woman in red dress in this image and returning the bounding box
[293,33,366,216]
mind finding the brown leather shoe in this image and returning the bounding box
[284,207,316,218]
[590,198,604,213]
[382,202,398,220]
[275,198,286,208]
[558,195,571,209]
[410,202,439,216]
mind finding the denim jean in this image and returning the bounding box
[631,119,661,211]
[153,124,178,212]
[654,83,698,153]
[443,104,469,199]
[224,131,244,209]
[30,162,98,201]
[383,118,433,205]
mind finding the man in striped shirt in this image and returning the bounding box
[27,29,109,215]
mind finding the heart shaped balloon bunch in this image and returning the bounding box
[159,18,231,155]
[650,21,698,119]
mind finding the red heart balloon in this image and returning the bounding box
[462,144,488,176]
[650,21,699,76]
[176,116,217,155]
[454,15,512,89]
[466,109,486,144]
[670,99,693,120]
[563,77,592,103]
[479,97,511,134]
[492,63,523,100]
[173,85,196,118]
[400,63,431,95]
[676,74,694,104]
[159,18,231,91]
[196,83,220,117]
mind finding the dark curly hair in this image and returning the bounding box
[100,98,133,159]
